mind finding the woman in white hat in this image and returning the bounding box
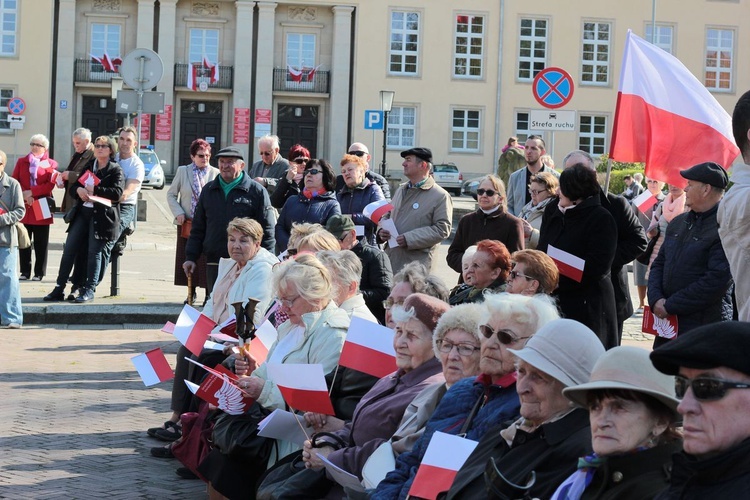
[551,346,682,500]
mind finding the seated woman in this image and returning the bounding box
[519,172,559,249]
[446,318,606,499]
[384,261,450,329]
[448,245,476,304]
[449,240,511,305]
[505,249,559,296]
[551,346,681,499]
[337,153,385,245]
[372,293,559,499]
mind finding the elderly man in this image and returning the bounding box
[376,147,452,273]
[336,142,391,200]
[185,146,275,293]
[60,127,95,214]
[648,162,733,347]
[246,134,289,194]
[650,321,750,498]
[506,135,558,216]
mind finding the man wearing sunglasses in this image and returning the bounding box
[246,134,289,194]
[334,143,391,201]
[650,321,750,498]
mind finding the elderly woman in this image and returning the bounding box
[44,135,124,304]
[167,138,219,305]
[373,293,559,499]
[519,171,559,249]
[198,254,349,499]
[447,175,524,277]
[505,249,559,296]
[11,134,58,281]
[270,144,311,209]
[0,150,25,328]
[383,261,450,329]
[275,159,341,254]
[550,346,681,499]
[538,164,618,349]
[448,245,477,304]
[450,239,511,305]
[336,153,385,245]
[446,319,605,499]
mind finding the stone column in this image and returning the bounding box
[253,1,278,164]
[154,0,177,174]
[232,0,255,157]
[53,0,77,160]
[328,5,354,159]
[136,0,155,49]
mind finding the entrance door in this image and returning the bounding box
[81,96,124,139]
[179,101,223,166]
[277,105,318,157]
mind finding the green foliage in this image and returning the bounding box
[597,153,645,173]
[603,168,645,195]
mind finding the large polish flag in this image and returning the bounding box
[173,304,216,356]
[338,317,397,378]
[131,348,174,386]
[266,363,335,415]
[408,432,479,499]
[547,245,585,283]
[31,198,52,221]
[609,30,739,189]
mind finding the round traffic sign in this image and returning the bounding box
[7,97,26,115]
[532,67,574,109]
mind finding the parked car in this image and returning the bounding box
[432,163,463,196]
[139,147,166,189]
[461,176,484,200]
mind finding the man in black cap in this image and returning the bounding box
[650,321,750,498]
[648,162,733,347]
[185,146,276,293]
[246,134,289,195]
[376,147,452,273]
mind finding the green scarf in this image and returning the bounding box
[219,171,244,198]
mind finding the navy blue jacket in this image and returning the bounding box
[336,180,385,245]
[275,190,341,253]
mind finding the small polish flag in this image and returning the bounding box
[287,65,303,83]
[161,321,175,334]
[31,198,52,221]
[632,190,658,214]
[131,348,174,386]
[266,363,335,415]
[49,169,63,187]
[363,199,395,224]
[547,245,585,283]
[78,170,100,187]
[408,432,479,499]
[339,317,397,378]
[642,306,679,339]
[248,320,278,365]
[174,304,217,356]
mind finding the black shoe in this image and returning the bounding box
[66,287,79,301]
[150,443,174,459]
[176,467,198,480]
[43,286,65,302]
[75,288,95,303]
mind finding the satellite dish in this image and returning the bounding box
[119,48,164,90]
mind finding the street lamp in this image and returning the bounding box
[380,90,395,177]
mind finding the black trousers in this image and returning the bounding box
[19,224,50,278]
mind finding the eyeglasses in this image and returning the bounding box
[509,270,535,281]
[348,150,367,157]
[94,144,110,149]
[194,153,210,159]
[292,158,309,165]
[675,375,750,401]
[436,340,480,357]
[476,188,497,197]
[304,169,322,176]
[278,295,301,309]
[260,151,273,156]
[479,324,532,345]
[382,298,405,310]
[30,143,45,148]
[529,189,548,195]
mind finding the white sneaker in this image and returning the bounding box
[2,323,21,329]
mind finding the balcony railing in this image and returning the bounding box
[74,58,122,83]
[174,63,233,90]
[273,68,330,94]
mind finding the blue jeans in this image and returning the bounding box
[56,207,108,291]
[99,203,135,284]
[0,246,23,325]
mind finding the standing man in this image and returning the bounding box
[60,128,95,214]
[718,89,750,321]
[377,147,452,273]
[506,135,558,216]
[338,142,391,200]
[648,162,733,347]
[247,134,289,195]
[185,146,276,294]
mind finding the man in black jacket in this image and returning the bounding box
[184,146,276,294]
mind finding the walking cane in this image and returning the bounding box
[187,272,194,306]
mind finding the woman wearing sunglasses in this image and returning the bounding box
[450,239,512,305]
[270,144,310,209]
[336,153,385,245]
[519,171,559,249]
[505,249,559,296]
[447,174,524,281]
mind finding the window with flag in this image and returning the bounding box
[451,108,481,152]
[286,33,316,70]
[514,111,543,143]
[705,28,733,92]
[581,22,611,85]
[578,114,608,155]
[387,106,416,149]
[91,23,121,70]
[0,88,13,131]
[645,24,674,54]
[389,11,420,75]
[454,14,484,79]
[189,28,219,64]
[518,18,547,81]
[0,0,17,57]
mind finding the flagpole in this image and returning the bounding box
[604,158,613,195]
[651,0,657,43]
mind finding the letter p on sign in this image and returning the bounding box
[364,110,384,130]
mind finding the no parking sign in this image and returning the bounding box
[532,68,574,109]
[7,97,26,115]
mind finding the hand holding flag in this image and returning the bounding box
[408,432,479,499]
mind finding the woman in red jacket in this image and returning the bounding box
[11,134,58,280]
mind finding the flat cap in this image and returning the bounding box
[214,146,244,161]
[650,321,750,376]
[400,147,432,163]
[680,161,728,189]
[325,214,355,239]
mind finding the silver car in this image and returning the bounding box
[139,148,166,190]
[432,163,463,196]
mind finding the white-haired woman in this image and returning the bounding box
[0,149,25,328]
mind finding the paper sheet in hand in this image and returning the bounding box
[88,195,112,207]
[211,332,239,344]
[379,219,400,247]
[203,340,225,351]
[257,409,313,446]
[317,453,365,492]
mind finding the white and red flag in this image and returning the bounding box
[339,317,397,378]
[609,30,739,189]
[266,363,334,415]
[632,190,659,214]
[31,198,52,221]
[408,432,479,499]
[186,62,199,91]
[287,65,303,83]
[363,199,394,224]
[161,321,176,334]
[305,65,321,82]
[247,320,278,365]
[547,245,585,283]
[131,348,174,386]
[173,304,216,356]
[203,56,219,84]
[78,170,100,187]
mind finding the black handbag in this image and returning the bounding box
[211,402,274,463]
[63,204,78,224]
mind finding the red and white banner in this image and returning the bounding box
[131,348,174,386]
[305,65,321,82]
[609,30,739,189]
[78,170,100,187]
[90,53,122,72]
[363,200,394,225]
[266,363,334,415]
[547,245,585,283]
[203,56,219,84]
[408,432,479,499]
[31,198,52,221]
[632,190,658,214]
[174,304,216,356]
[339,317,397,378]
[287,65,303,83]
[641,306,679,339]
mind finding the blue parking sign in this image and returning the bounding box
[364,110,384,130]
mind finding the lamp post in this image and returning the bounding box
[380,90,395,177]
[111,75,124,128]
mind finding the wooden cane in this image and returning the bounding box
[187,272,194,306]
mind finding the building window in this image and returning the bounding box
[91,23,121,59]
[579,115,607,155]
[286,33,316,69]
[514,111,545,143]
[451,109,481,152]
[645,24,674,54]
[0,0,17,56]
[518,18,547,81]
[0,88,13,131]
[387,106,416,148]
[581,22,611,85]
[454,14,484,78]
[389,11,419,75]
[705,28,733,92]
[189,28,219,64]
